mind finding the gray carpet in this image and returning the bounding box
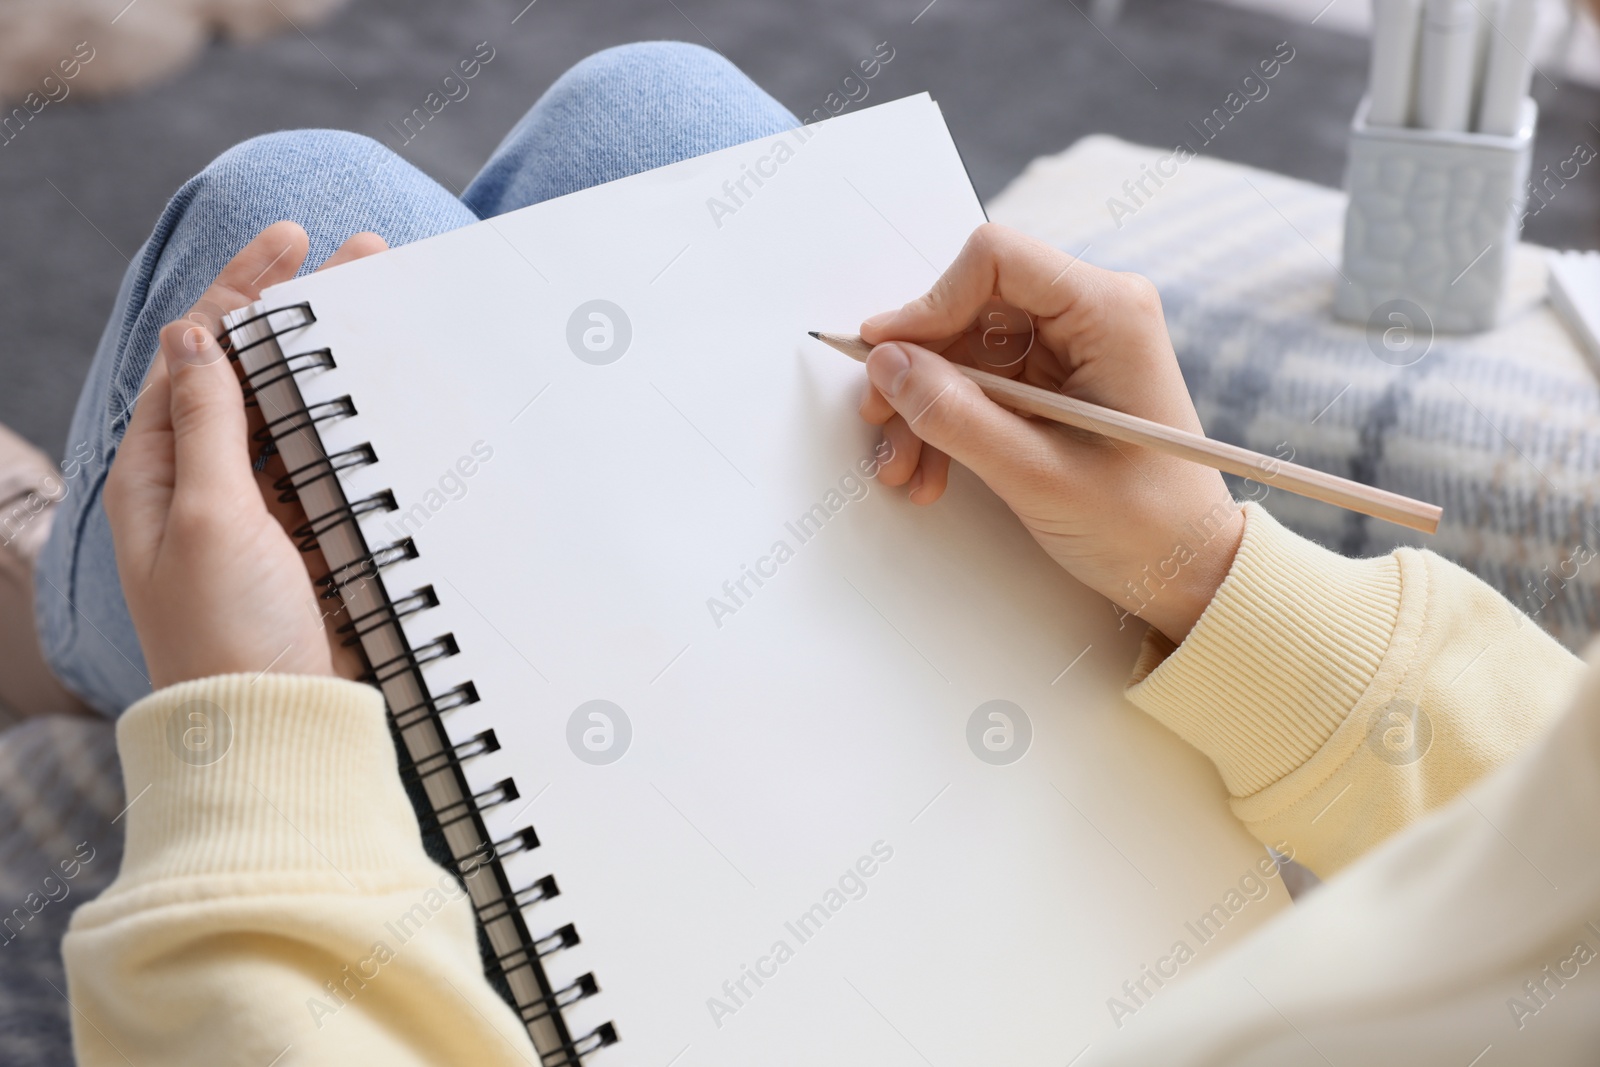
[4,0,1600,459]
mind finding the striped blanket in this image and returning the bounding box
[0,716,122,1063]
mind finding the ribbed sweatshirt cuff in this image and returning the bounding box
[109,674,422,892]
[1126,503,1405,797]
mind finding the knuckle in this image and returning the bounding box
[970,221,1021,260]
[964,224,1003,274]
[970,221,1003,252]
[1116,271,1163,311]
[875,427,908,468]
[910,285,945,317]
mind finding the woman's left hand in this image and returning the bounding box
[105,221,386,690]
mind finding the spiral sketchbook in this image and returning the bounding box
[223,94,1286,1066]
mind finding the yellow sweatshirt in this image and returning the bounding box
[63,505,1600,1064]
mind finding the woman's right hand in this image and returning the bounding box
[858,223,1243,645]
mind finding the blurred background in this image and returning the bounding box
[4,0,1600,460]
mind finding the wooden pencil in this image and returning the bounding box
[809,331,1442,535]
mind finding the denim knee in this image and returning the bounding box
[547,41,743,106]
[171,129,463,262]
[203,128,455,198]
[206,127,391,180]
[462,40,797,217]
[541,41,792,143]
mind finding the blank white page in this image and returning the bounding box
[259,94,1285,1065]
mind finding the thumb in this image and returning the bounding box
[865,342,1064,501]
[159,317,255,509]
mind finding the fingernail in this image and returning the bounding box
[866,343,911,399]
[861,310,896,333]
[167,323,221,369]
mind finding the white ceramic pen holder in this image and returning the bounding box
[1335,96,1536,333]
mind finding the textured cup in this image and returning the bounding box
[1335,96,1535,334]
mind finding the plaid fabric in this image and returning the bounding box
[989,135,1600,650]
[0,715,122,1065]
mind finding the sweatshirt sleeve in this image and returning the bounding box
[62,673,537,1067]
[1093,643,1600,1066]
[1126,502,1586,876]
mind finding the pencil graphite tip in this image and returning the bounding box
[808,331,872,363]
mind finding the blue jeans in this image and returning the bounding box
[35,41,797,717]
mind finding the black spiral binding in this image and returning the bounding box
[274,443,378,503]
[292,488,398,552]
[223,303,616,1064]
[242,348,335,403]
[337,585,439,645]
